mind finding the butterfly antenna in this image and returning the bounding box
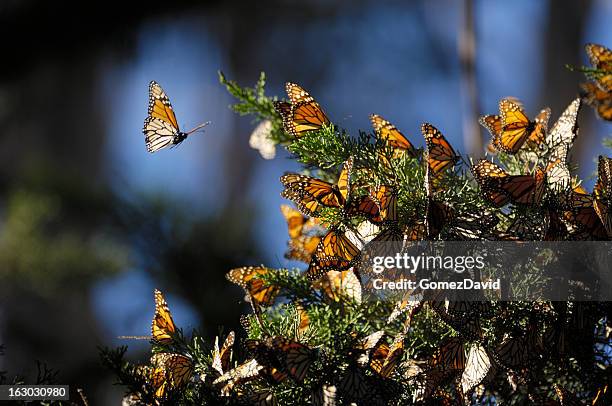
[186,121,212,135]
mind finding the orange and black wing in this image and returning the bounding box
[144,81,182,153]
[496,98,532,153]
[422,123,458,174]
[307,229,360,280]
[275,83,330,137]
[370,114,416,156]
[226,267,280,307]
[152,289,177,344]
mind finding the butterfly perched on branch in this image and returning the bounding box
[150,352,194,399]
[281,157,353,217]
[421,123,459,174]
[472,160,546,207]
[274,82,331,137]
[143,81,210,152]
[152,289,178,345]
[370,114,417,158]
[585,43,612,91]
[226,267,281,308]
[479,98,550,153]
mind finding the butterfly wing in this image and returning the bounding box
[307,229,360,280]
[370,114,416,156]
[276,83,330,137]
[226,267,280,307]
[422,123,458,174]
[152,289,177,344]
[496,98,531,153]
[280,204,307,239]
[144,81,183,153]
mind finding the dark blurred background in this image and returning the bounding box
[0,0,610,403]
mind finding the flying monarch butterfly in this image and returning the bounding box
[152,289,177,345]
[150,352,194,399]
[460,344,493,397]
[281,157,353,216]
[212,331,235,376]
[306,228,361,281]
[472,160,546,207]
[226,267,281,307]
[480,98,550,153]
[429,337,466,372]
[585,43,612,91]
[245,336,315,382]
[369,333,405,378]
[370,114,417,157]
[213,358,265,395]
[274,82,331,137]
[594,155,612,237]
[142,81,210,153]
[312,269,362,303]
[421,123,459,174]
[580,82,612,121]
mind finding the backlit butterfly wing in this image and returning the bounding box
[213,358,264,395]
[527,107,551,146]
[286,235,321,263]
[313,269,362,303]
[473,160,545,207]
[275,83,330,137]
[479,114,502,151]
[212,331,235,376]
[564,186,608,240]
[152,289,177,345]
[143,81,185,153]
[546,99,581,195]
[496,98,535,153]
[586,43,612,91]
[337,156,353,202]
[422,123,459,174]
[370,334,404,378]
[594,156,612,237]
[429,337,466,372]
[150,353,194,399]
[370,114,416,156]
[280,205,308,239]
[460,344,493,396]
[226,267,280,307]
[307,228,361,279]
[580,82,612,121]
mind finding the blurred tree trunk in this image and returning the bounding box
[540,0,593,169]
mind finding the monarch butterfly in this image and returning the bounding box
[421,123,459,174]
[152,289,177,345]
[306,228,361,281]
[480,98,550,153]
[585,43,612,91]
[370,114,417,157]
[594,155,612,237]
[495,335,529,369]
[369,333,404,378]
[580,82,612,121]
[294,303,310,339]
[339,365,370,399]
[472,160,546,207]
[274,83,330,137]
[226,267,280,307]
[545,98,582,195]
[150,352,194,399]
[564,185,609,240]
[142,81,209,153]
[246,337,315,382]
[212,331,235,376]
[460,344,493,397]
[281,157,353,216]
[312,269,362,303]
[429,337,466,372]
[213,358,264,395]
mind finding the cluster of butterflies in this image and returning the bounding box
[580,43,612,121]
